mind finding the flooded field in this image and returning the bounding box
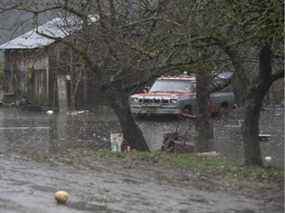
[0,106,283,213]
[0,106,283,167]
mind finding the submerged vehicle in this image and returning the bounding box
[129,73,235,116]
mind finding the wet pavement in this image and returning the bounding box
[0,107,283,212]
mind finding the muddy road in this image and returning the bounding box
[0,107,283,212]
[0,154,272,213]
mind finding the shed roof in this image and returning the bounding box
[0,17,74,50]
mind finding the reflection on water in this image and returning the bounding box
[0,106,120,155]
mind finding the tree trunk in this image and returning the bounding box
[70,93,76,111]
[242,91,264,166]
[242,44,272,166]
[108,89,150,151]
[218,41,250,105]
[195,71,213,152]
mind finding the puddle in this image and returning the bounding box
[30,184,56,193]
[121,178,142,185]
[68,201,123,213]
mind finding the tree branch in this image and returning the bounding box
[35,28,96,73]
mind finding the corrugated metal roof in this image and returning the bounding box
[0,18,72,49]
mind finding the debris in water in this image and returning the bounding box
[161,132,194,153]
[258,134,271,142]
[68,110,89,116]
[46,110,54,115]
[264,156,272,163]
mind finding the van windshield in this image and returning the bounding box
[150,80,194,93]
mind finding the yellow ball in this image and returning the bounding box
[54,191,69,204]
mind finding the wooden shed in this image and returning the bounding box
[0,18,90,110]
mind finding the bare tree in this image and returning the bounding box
[220,1,284,165]
[0,0,195,151]
[2,0,283,160]
[155,0,230,152]
[158,0,284,164]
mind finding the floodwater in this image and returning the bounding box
[0,107,283,213]
[0,106,283,168]
[139,108,284,168]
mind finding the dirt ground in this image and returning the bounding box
[0,150,283,213]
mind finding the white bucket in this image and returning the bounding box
[110,133,124,152]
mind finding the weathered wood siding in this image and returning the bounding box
[3,49,50,105]
[3,41,95,109]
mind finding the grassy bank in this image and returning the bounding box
[92,149,283,183]
[20,147,283,192]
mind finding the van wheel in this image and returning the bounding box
[221,102,229,109]
[219,102,230,115]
